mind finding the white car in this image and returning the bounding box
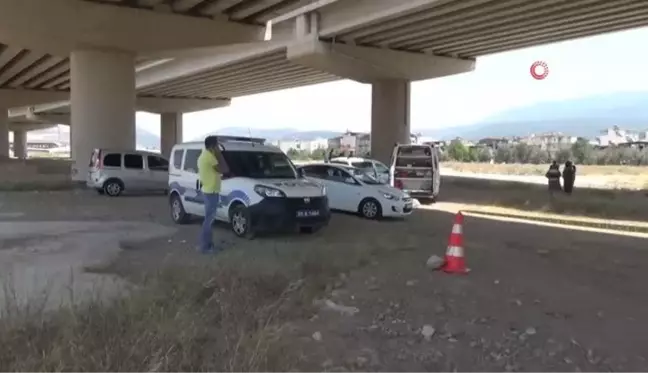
[298,163,413,219]
[329,156,390,184]
[168,137,330,238]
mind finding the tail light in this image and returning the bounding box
[94,150,103,169]
[395,179,404,189]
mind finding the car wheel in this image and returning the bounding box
[359,198,382,220]
[103,179,123,197]
[170,193,191,224]
[230,204,255,239]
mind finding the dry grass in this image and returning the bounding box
[442,176,647,222]
[443,161,648,177]
[0,235,386,372]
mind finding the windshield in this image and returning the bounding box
[342,166,382,185]
[222,150,297,179]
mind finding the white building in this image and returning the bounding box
[272,138,329,154]
[595,126,648,146]
[521,132,577,151]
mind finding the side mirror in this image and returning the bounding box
[297,168,306,178]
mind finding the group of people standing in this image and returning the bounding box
[546,160,577,194]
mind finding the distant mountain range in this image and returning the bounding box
[424,91,648,140]
[194,127,342,142]
[29,90,648,146]
[28,125,162,149]
[197,91,648,142]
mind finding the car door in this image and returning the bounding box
[180,148,204,216]
[372,160,390,184]
[122,154,147,191]
[146,155,169,190]
[324,166,364,212]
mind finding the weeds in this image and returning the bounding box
[442,176,647,221]
[0,231,387,371]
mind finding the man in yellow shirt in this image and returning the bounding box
[198,135,229,253]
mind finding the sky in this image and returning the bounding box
[135,26,648,141]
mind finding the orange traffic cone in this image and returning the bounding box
[442,211,469,274]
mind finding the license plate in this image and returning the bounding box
[297,210,320,218]
[416,171,424,176]
[405,203,413,209]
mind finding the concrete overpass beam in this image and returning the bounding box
[287,39,474,83]
[12,129,27,160]
[136,97,230,114]
[371,79,410,165]
[0,109,8,158]
[0,0,263,55]
[160,112,183,159]
[70,49,136,181]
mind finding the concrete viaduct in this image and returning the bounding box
[1,0,646,179]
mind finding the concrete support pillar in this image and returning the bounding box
[0,109,8,158]
[370,79,411,165]
[70,49,136,181]
[13,130,27,159]
[160,112,183,158]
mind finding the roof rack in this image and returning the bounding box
[217,135,266,144]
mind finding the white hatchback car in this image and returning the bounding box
[298,163,413,219]
[329,156,390,184]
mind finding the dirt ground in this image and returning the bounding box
[1,186,648,371]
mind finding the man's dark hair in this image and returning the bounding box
[204,135,219,149]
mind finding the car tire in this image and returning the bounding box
[230,204,255,239]
[170,193,191,224]
[103,179,123,197]
[359,198,382,220]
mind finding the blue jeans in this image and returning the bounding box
[200,193,220,252]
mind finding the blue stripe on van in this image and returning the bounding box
[169,181,250,207]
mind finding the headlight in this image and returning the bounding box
[254,185,286,198]
[383,193,397,200]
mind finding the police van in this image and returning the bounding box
[167,136,330,238]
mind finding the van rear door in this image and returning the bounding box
[390,144,438,197]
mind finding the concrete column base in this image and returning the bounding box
[160,112,183,158]
[370,79,411,165]
[70,49,136,181]
[13,129,27,159]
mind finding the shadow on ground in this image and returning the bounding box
[92,203,648,371]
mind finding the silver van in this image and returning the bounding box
[389,143,440,203]
[87,148,169,196]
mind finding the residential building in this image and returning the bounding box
[477,137,510,149]
[521,132,576,151]
[595,126,641,146]
[272,138,329,154]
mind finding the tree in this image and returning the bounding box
[554,146,573,164]
[446,140,470,162]
[494,145,513,163]
[310,148,327,160]
[571,138,595,165]
[286,148,300,159]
